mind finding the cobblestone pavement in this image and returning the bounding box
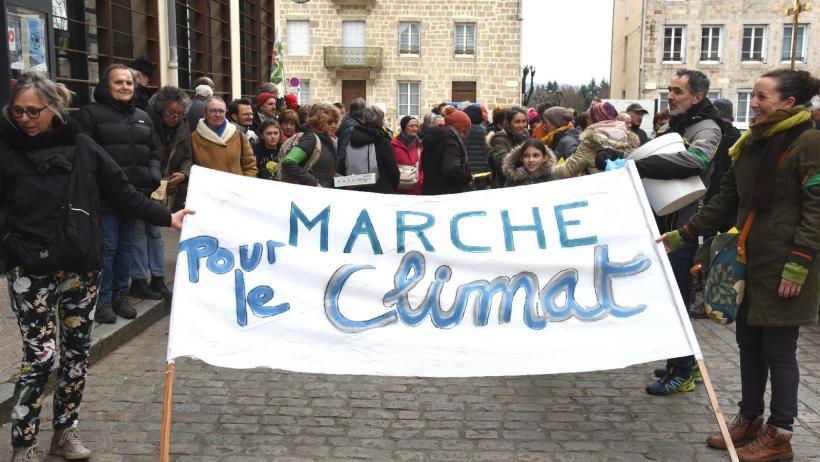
[0,315,817,461]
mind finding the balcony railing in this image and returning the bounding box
[330,0,376,6]
[323,47,383,69]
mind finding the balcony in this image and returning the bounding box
[330,0,376,6]
[323,47,383,70]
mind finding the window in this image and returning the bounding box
[287,20,310,56]
[399,22,420,54]
[452,81,476,102]
[176,0,233,98]
[700,26,722,62]
[742,25,767,61]
[782,24,808,62]
[297,80,310,105]
[240,0,276,99]
[454,23,476,56]
[707,90,720,101]
[736,90,753,125]
[663,26,685,62]
[398,82,420,117]
[657,90,669,112]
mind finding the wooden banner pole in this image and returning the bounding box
[160,361,176,462]
[697,359,739,462]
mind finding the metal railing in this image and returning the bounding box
[323,47,383,69]
[330,0,377,6]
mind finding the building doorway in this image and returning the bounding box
[342,80,366,110]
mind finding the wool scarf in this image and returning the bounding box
[728,108,811,164]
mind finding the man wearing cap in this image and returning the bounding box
[252,91,278,133]
[637,69,726,397]
[626,102,649,146]
[128,57,154,111]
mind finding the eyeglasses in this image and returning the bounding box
[207,109,226,114]
[162,110,183,119]
[8,105,48,119]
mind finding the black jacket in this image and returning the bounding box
[335,116,361,175]
[76,81,161,212]
[421,127,472,195]
[348,125,400,193]
[464,123,489,174]
[0,118,170,272]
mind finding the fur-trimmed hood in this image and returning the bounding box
[580,121,640,153]
[195,118,237,146]
[502,142,557,185]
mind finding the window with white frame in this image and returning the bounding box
[296,80,310,105]
[781,24,808,62]
[707,90,721,101]
[663,26,685,62]
[398,82,420,117]
[736,90,753,125]
[700,26,722,62]
[454,23,476,56]
[657,90,669,112]
[287,20,310,56]
[399,22,420,55]
[741,25,767,61]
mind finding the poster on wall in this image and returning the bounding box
[7,15,23,70]
[26,17,46,71]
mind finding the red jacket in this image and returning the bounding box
[391,136,424,195]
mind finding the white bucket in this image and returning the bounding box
[628,133,706,216]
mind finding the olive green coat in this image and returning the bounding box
[688,126,820,327]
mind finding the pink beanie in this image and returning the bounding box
[589,102,619,123]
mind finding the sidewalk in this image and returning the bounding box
[0,228,181,419]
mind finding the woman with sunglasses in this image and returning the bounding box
[0,71,192,461]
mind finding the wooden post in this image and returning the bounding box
[697,359,739,462]
[785,0,813,69]
[160,361,176,462]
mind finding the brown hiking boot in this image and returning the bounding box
[706,412,763,449]
[735,424,793,462]
[50,425,92,460]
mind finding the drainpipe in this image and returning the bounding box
[638,0,647,100]
[230,0,241,98]
[166,0,179,86]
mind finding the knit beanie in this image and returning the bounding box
[400,115,416,132]
[527,107,539,124]
[285,94,299,110]
[444,109,471,134]
[464,104,483,124]
[543,107,573,127]
[589,102,618,123]
[255,92,275,109]
[712,98,734,122]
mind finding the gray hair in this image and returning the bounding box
[195,84,214,98]
[3,71,73,124]
[675,69,710,96]
[349,98,367,119]
[362,105,385,128]
[205,96,226,107]
[147,85,192,116]
[617,112,632,124]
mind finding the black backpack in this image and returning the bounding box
[2,145,102,274]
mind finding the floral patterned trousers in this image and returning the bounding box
[6,266,100,448]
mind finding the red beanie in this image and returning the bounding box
[444,109,471,134]
[255,92,275,109]
[285,94,299,110]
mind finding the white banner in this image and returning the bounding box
[167,164,701,377]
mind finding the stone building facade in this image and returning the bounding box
[278,0,523,128]
[610,0,818,128]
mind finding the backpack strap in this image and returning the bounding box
[304,133,323,172]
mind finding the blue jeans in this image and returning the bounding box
[131,220,165,279]
[99,213,137,303]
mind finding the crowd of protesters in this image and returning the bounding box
[0,56,818,461]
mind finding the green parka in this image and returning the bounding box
[686,123,820,327]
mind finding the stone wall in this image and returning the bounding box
[279,0,523,128]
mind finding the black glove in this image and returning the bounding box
[595,148,625,171]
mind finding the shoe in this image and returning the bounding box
[50,426,92,460]
[654,363,702,381]
[112,291,137,319]
[150,275,172,299]
[645,368,696,396]
[10,443,44,462]
[127,278,162,300]
[706,412,764,449]
[735,424,793,462]
[94,300,116,324]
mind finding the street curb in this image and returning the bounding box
[0,296,170,419]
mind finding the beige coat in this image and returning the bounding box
[191,119,258,177]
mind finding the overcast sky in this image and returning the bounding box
[521,0,614,86]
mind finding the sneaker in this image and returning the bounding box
[645,369,696,396]
[10,443,44,462]
[150,275,172,299]
[654,363,702,381]
[706,412,764,449]
[50,426,92,460]
[112,291,137,319]
[127,278,162,300]
[94,300,116,324]
[735,424,793,462]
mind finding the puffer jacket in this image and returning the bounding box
[486,129,529,188]
[464,123,489,174]
[147,97,193,212]
[552,121,640,179]
[421,126,472,195]
[348,125,400,193]
[392,135,424,195]
[685,119,820,327]
[551,128,581,160]
[76,80,161,212]
[502,142,557,187]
